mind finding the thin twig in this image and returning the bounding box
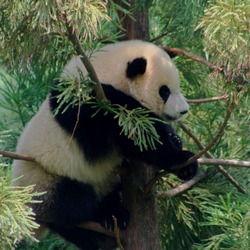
[68,81,81,144]
[187,94,229,103]
[150,31,169,42]
[179,99,234,167]
[0,150,35,162]
[78,221,115,237]
[113,216,125,250]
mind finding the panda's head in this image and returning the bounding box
[92,40,189,121]
[64,40,189,121]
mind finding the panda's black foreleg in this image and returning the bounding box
[93,184,129,231]
[117,120,198,181]
[35,177,128,249]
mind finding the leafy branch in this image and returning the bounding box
[59,7,107,101]
[115,107,162,151]
[90,100,164,151]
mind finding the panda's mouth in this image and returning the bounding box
[164,114,177,121]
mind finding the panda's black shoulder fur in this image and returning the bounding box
[49,83,116,162]
[49,82,150,163]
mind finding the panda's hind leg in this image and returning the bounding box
[30,175,106,249]
[48,225,117,250]
[33,176,98,227]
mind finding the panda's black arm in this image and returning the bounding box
[102,84,198,179]
[117,118,198,180]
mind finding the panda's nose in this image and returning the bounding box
[180,110,188,115]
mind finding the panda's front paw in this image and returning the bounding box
[100,204,129,231]
[176,161,198,181]
[172,150,198,181]
[168,132,183,150]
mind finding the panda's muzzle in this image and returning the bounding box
[164,110,188,121]
[164,114,178,121]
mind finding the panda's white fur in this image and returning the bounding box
[12,40,197,249]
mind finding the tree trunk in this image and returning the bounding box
[116,0,150,41]
[122,163,161,250]
[115,1,161,249]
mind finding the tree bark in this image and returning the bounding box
[116,0,150,41]
[122,162,161,250]
[115,1,161,249]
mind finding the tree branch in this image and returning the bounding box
[198,158,250,168]
[145,96,248,194]
[163,47,223,71]
[178,121,247,194]
[157,171,209,199]
[57,1,107,101]
[178,98,234,167]
[0,150,35,162]
[157,157,250,199]
[187,94,229,103]
[146,98,234,193]
[2,151,249,169]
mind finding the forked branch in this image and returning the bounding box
[178,120,247,194]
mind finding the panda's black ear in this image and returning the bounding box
[126,57,147,78]
[167,51,177,58]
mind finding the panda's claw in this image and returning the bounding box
[168,132,183,149]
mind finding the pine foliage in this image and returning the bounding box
[0,176,44,250]
[196,0,250,84]
[0,0,110,65]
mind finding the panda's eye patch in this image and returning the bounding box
[159,85,170,102]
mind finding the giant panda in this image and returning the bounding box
[12,40,198,250]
